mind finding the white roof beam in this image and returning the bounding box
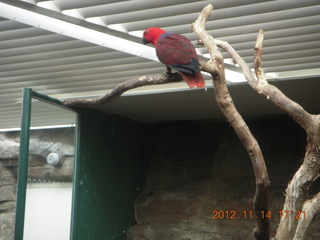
[0,0,158,61]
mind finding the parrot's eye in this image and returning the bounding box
[144,30,149,35]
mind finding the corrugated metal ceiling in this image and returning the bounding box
[0,0,320,130]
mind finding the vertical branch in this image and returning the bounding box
[193,4,270,240]
[254,29,266,83]
[253,31,314,130]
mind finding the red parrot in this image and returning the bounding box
[142,27,205,88]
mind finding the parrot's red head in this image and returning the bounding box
[142,27,167,46]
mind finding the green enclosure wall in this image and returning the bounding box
[71,109,150,240]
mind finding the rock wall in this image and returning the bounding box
[0,128,74,240]
[127,117,320,240]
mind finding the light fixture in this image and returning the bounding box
[47,152,60,166]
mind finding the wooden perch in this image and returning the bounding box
[63,72,182,107]
[192,4,270,240]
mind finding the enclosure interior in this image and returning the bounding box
[71,76,320,239]
[73,110,320,239]
[16,78,320,240]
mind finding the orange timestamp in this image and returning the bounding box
[211,210,306,220]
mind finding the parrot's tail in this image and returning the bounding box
[180,71,205,88]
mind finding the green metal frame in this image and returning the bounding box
[14,88,32,240]
[70,109,149,240]
[14,88,78,240]
[15,88,149,240]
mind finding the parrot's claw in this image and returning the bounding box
[164,71,173,77]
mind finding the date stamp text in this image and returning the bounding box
[211,210,306,220]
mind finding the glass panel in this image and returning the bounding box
[23,97,76,240]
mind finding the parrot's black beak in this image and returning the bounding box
[142,37,150,45]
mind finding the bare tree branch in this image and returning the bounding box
[215,40,320,239]
[63,72,182,107]
[192,4,270,240]
[215,23,320,240]
[196,4,320,240]
[253,29,268,84]
[252,29,320,240]
[214,33,314,131]
[215,19,320,240]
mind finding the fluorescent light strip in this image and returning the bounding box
[0,124,76,132]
